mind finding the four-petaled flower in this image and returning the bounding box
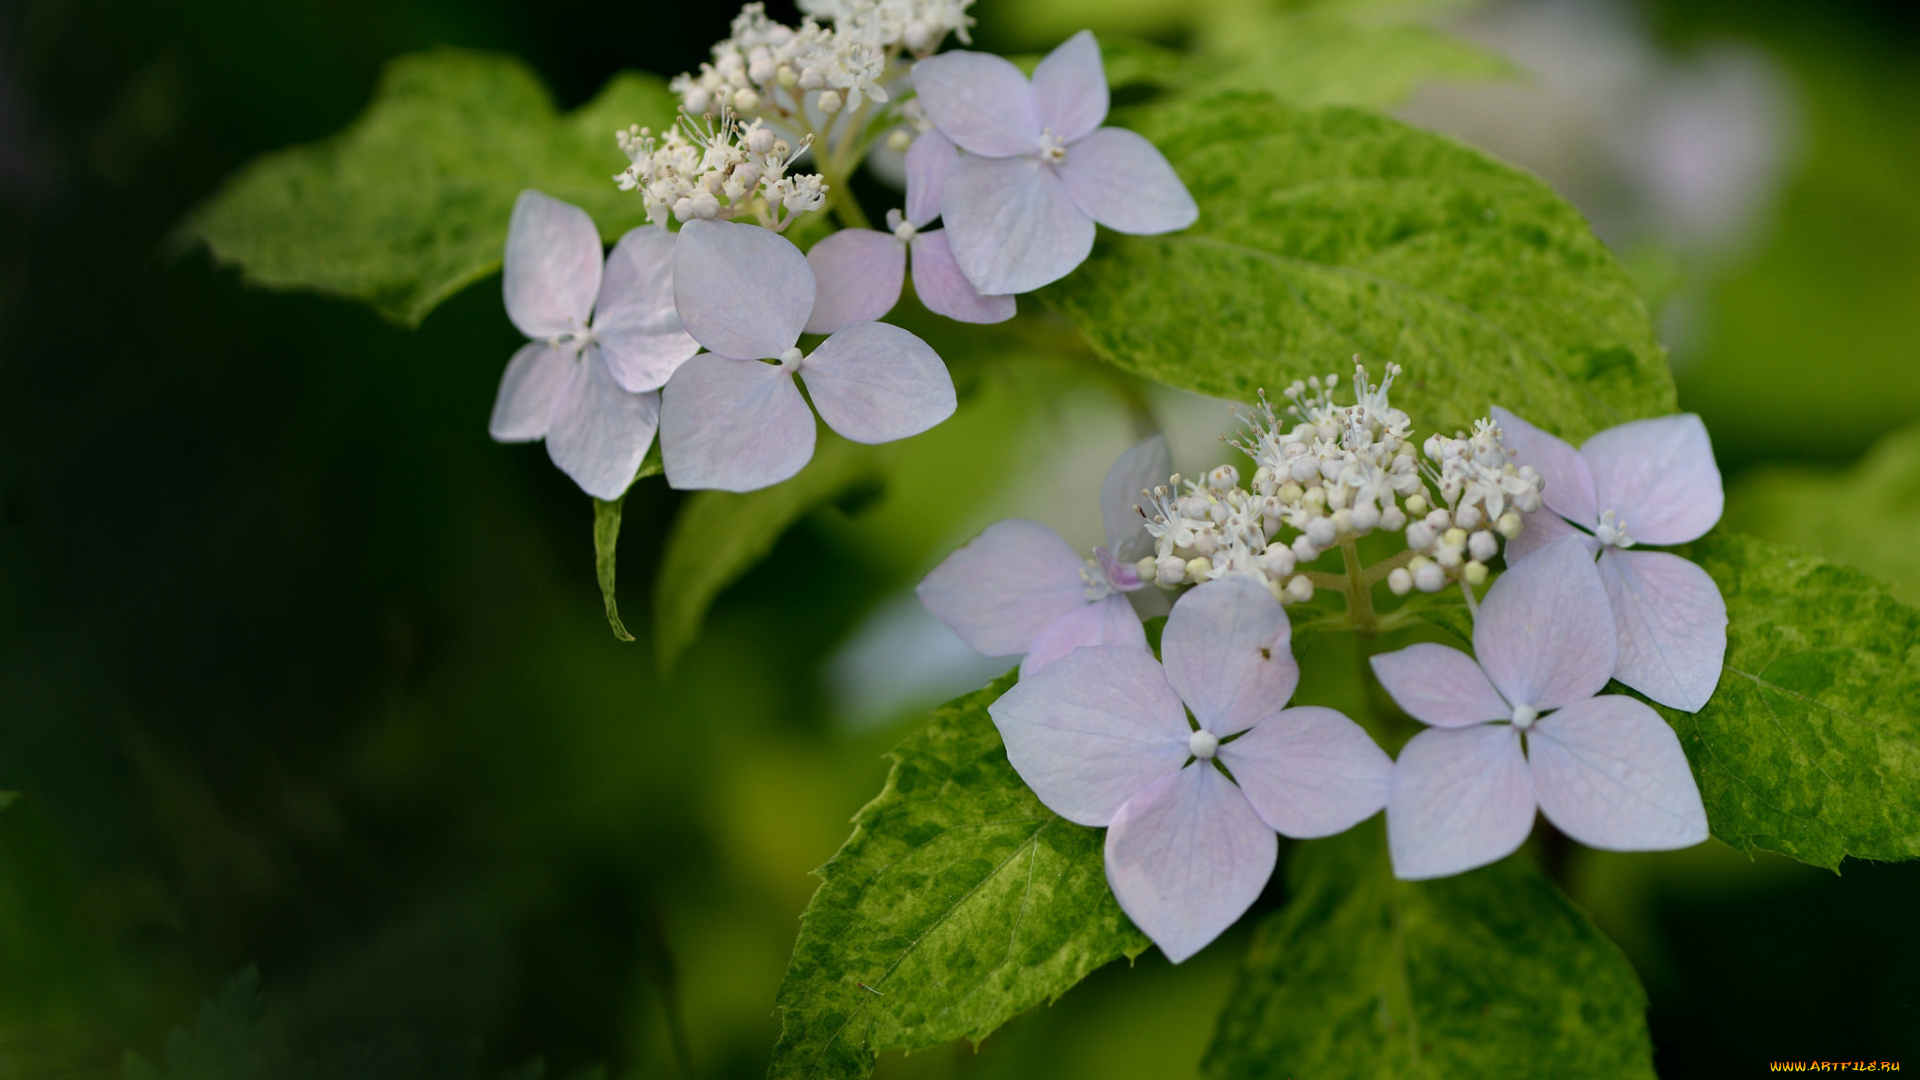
[917,433,1170,676]
[657,219,957,492]
[913,30,1199,296]
[1371,535,1709,881]
[990,575,1392,961]
[1494,407,1728,711]
[489,190,701,499]
[805,130,1016,333]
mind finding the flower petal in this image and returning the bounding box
[1101,433,1173,562]
[488,341,573,442]
[803,229,906,335]
[1056,127,1198,236]
[658,355,815,492]
[1031,30,1109,144]
[1369,642,1510,728]
[673,219,813,360]
[1504,504,1599,564]
[1021,592,1146,677]
[987,644,1191,826]
[1220,706,1392,838]
[941,155,1095,295]
[593,226,701,392]
[1105,763,1276,963]
[1161,576,1297,735]
[1387,724,1536,880]
[1491,406,1597,529]
[1581,413,1723,545]
[799,322,955,443]
[910,50,1041,158]
[1597,549,1728,712]
[907,230,1017,324]
[916,518,1092,656]
[1528,694,1709,850]
[1474,535,1616,711]
[544,349,660,501]
[503,190,601,339]
[904,130,959,229]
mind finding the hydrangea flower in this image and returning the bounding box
[1492,407,1728,711]
[804,130,1015,333]
[989,575,1391,962]
[916,433,1169,676]
[489,190,700,500]
[657,219,957,492]
[1371,535,1709,880]
[912,30,1198,295]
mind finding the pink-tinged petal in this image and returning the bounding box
[987,644,1191,826]
[1161,576,1297,735]
[799,322,956,443]
[1022,592,1147,677]
[1581,414,1724,545]
[1101,433,1173,562]
[1504,505,1600,564]
[941,155,1095,295]
[1094,546,1142,592]
[1220,706,1392,839]
[489,342,573,442]
[907,230,1017,324]
[673,219,813,360]
[1492,406,1597,529]
[1031,30,1109,144]
[1598,549,1728,712]
[1528,695,1709,851]
[1370,643,1510,728]
[916,519,1089,656]
[658,355,815,492]
[803,229,906,335]
[1056,127,1198,236]
[544,350,660,501]
[910,51,1041,159]
[594,226,701,392]
[1105,764,1277,963]
[1474,535,1616,712]
[1387,724,1535,881]
[904,130,959,229]
[504,190,601,339]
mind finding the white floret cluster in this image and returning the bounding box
[1129,362,1545,605]
[614,111,826,230]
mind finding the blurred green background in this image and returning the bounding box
[2,0,1917,1077]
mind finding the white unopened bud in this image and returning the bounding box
[685,88,713,114]
[776,65,799,88]
[1496,512,1524,539]
[1405,494,1429,516]
[1292,535,1321,564]
[746,126,777,155]
[1442,527,1468,550]
[1350,503,1381,533]
[817,90,843,114]
[1256,546,1296,577]
[1468,530,1499,562]
[1192,530,1219,556]
[1514,489,1542,513]
[886,128,912,152]
[1156,555,1187,586]
[1208,465,1239,491]
[1135,556,1158,580]
[1285,575,1315,603]
[1387,567,1413,595]
[1381,505,1407,532]
[1306,517,1337,548]
[690,191,721,218]
[732,87,761,111]
[1186,556,1213,580]
[1464,560,1489,586]
[1413,560,1446,593]
[799,66,826,89]
[1426,510,1452,531]
[904,19,934,51]
[672,196,697,221]
[1436,545,1464,570]
[1406,522,1436,550]
[1455,504,1483,530]
[1279,482,1304,504]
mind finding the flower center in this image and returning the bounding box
[1188,729,1219,760]
[778,346,805,371]
[886,207,917,242]
[1037,128,1068,164]
[1595,509,1635,548]
[549,327,593,352]
[1510,703,1539,730]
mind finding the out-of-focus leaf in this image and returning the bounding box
[1657,532,1920,870]
[1204,823,1655,1079]
[654,435,885,672]
[593,496,636,643]
[1044,93,1676,444]
[121,967,271,1080]
[1722,425,1920,605]
[767,673,1147,1080]
[0,791,17,813]
[188,50,674,326]
[1190,3,1513,108]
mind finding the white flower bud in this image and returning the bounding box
[799,66,826,89]
[886,128,913,152]
[777,65,799,88]
[1405,493,1428,516]
[1306,516,1337,548]
[1135,556,1157,580]
[1156,555,1187,586]
[1455,504,1483,530]
[690,191,721,219]
[1442,527,1468,550]
[1209,501,1230,525]
[1387,567,1413,595]
[1414,561,1446,593]
[746,126,777,155]
[1208,464,1239,491]
[1291,535,1321,564]
[1192,529,1219,556]
[672,196,697,221]
[1426,510,1452,531]
[1256,546,1296,577]
[684,88,713,114]
[732,87,761,112]
[1186,556,1213,580]
[904,19,934,51]
[1268,577,1288,603]
[1514,489,1542,513]
[817,90,843,114]
[1496,512,1524,539]
[1468,529,1499,562]
[1279,482,1304,504]
[1380,505,1407,532]
[1464,560,1489,586]
[1285,575,1315,603]
[1350,503,1381,534]
[1406,522,1436,551]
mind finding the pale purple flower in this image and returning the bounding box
[804,130,1016,333]
[911,30,1199,295]
[916,433,1170,677]
[489,189,700,499]
[990,575,1392,962]
[1372,535,1709,881]
[657,219,957,492]
[1493,407,1728,711]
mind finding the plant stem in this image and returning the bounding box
[1338,538,1377,635]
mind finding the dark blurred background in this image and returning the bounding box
[2,0,1916,1077]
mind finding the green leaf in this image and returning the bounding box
[592,496,636,643]
[768,673,1148,1080]
[0,791,17,813]
[122,967,271,1080]
[1722,424,1920,605]
[187,50,675,326]
[1657,532,1920,870]
[654,435,885,673]
[1204,823,1655,1079]
[1043,93,1676,444]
